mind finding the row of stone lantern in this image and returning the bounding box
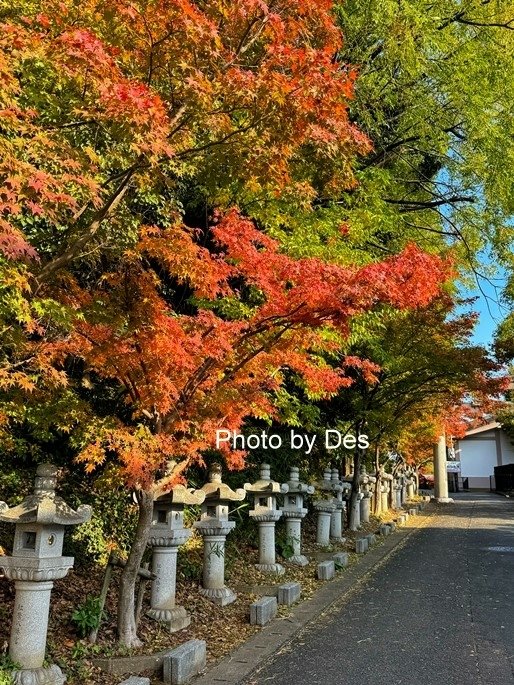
[0,461,419,680]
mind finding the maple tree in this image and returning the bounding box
[0,0,371,445]
[0,0,370,272]
[59,214,452,644]
[0,0,459,646]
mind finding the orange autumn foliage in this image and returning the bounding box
[1,0,369,264]
[43,211,452,486]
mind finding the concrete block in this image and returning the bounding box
[119,679,150,685]
[366,533,376,546]
[355,538,368,554]
[317,560,335,580]
[250,596,277,625]
[277,582,301,606]
[397,515,405,525]
[408,508,417,516]
[94,651,173,676]
[389,521,397,531]
[379,524,390,536]
[162,640,206,685]
[333,552,349,567]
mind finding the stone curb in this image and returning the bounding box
[191,504,435,685]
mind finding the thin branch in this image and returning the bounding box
[384,195,475,212]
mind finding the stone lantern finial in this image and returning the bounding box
[209,463,223,483]
[34,463,58,494]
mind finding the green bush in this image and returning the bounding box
[71,596,104,638]
[0,654,20,685]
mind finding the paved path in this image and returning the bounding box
[243,494,514,685]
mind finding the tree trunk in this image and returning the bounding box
[348,424,365,530]
[117,489,154,647]
[373,444,381,516]
[348,485,360,531]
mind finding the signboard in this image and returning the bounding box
[446,460,461,472]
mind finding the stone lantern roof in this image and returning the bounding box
[0,464,91,526]
[154,482,206,506]
[285,466,315,495]
[380,468,394,481]
[245,463,287,495]
[316,468,343,494]
[199,464,246,503]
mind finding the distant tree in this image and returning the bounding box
[315,297,506,525]
[331,0,514,278]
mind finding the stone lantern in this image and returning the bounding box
[313,469,338,546]
[398,476,404,508]
[359,467,376,525]
[245,464,288,574]
[380,470,393,512]
[194,464,246,605]
[0,464,92,685]
[406,468,417,499]
[400,472,407,505]
[147,483,205,632]
[391,477,402,510]
[279,467,314,566]
[329,469,347,543]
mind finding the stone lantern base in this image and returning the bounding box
[12,664,66,685]
[147,605,190,632]
[199,585,237,606]
[288,554,309,567]
[255,562,285,574]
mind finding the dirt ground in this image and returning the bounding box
[0,506,408,684]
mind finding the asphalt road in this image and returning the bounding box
[243,493,514,685]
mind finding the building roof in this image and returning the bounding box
[463,422,501,437]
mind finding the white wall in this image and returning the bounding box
[460,439,497,478]
[499,431,514,465]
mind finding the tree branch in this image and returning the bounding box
[36,164,140,283]
[384,195,475,212]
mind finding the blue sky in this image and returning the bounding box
[459,270,508,349]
